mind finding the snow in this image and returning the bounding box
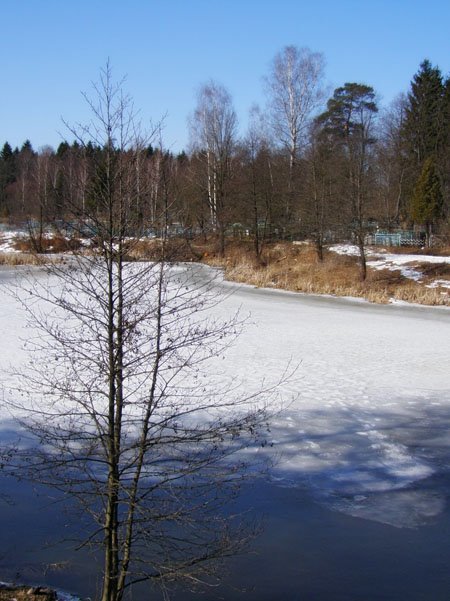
[0,229,23,253]
[330,243,450,288]
[1,262,450,529]
[330,243,450,266]
[427,279,450,289]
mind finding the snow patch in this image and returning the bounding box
[330,243,449,287]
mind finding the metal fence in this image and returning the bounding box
[365,230,425,247]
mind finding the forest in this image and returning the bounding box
[0,51,449,267]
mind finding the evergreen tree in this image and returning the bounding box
[318,83,378,141]
[401,60,449,228]
[1,141,14,161]
[56,141,70,157]
[317,83,378,280]
[1,141,16,184]
[440,77,450,219]
[0,141,17,214]
[410,156,443,245]
[21,139,34,154]
[402,60,444,166]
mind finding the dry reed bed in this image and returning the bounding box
[0,252,43,266]
[204,242,449,306]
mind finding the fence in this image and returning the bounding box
[365,230,425,247]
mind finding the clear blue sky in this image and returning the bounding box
[1,0,449,153]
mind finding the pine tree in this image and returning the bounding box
[440,77,450,220]
[410,156,443,245]
[317,83,378,280]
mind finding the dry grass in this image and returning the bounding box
[0,587,56,601]
[0,252,43,266]
[13,235,82,253]
[201,240,449,306]
[125,237,200,262]
[415,261,450,279]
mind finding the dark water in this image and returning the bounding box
[1,475,450,601]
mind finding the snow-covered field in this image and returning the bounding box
[1,263,449,530]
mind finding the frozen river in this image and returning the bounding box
[0,264,449,600]
[209,268,450,530]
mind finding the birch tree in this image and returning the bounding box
[189,81,237,256]
[265,45,325,227]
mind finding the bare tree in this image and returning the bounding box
[7,65,279,601]
[189,81,237,256]
[15,140,36,216]
[240,105,275,260]
[302,122,338,261]
[26,145,55,252]
[376,94,408,226]
[265,45,325,226]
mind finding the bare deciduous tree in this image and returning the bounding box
[303,122,338,261]
[7,65,280,601]
[376,94,408,225]
[240,105,275,260]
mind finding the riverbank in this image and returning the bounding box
[197,239,450,306]
[1,232,449,306]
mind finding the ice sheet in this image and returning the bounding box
[1,263,449,528]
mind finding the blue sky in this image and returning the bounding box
[1,0,449,152]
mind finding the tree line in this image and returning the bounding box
[1,51,449,272]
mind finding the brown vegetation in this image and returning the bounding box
[199,240,449,306]
[0,252,43,266]
[373,245,450,257]
[0,586,56,601]
[2,236,448,305]
[13,236,82,254]
[125,237,201,262]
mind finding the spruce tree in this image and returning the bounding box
[20,139,34,154]
[1,141,16,184]
[403,60,444,166]
[401,60,449,228]
[0,141,17,213]
[410,156,443,245]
